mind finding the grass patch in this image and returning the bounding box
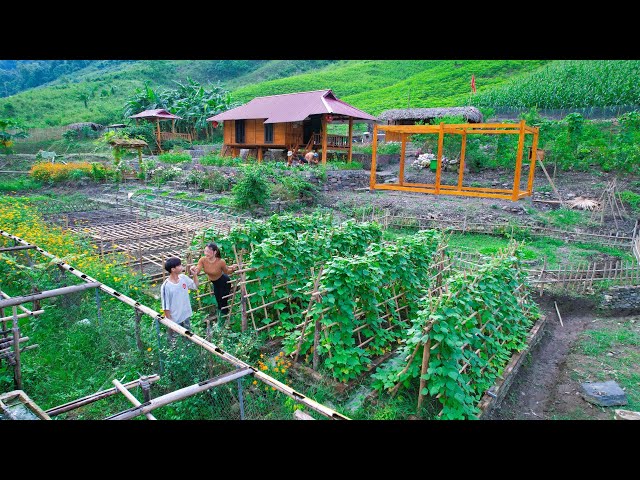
[213,196,234,207]
[619,190,640,213]
[573,317,640,412]
[0,177,42,192]
[537,207,590,228]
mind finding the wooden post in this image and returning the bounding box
[526,129,540,195]
[512,120,526,201]
[435,122,445,194]
[399,133,406,186]
[458,131,467,191]
[113,379,157,420]
[321,115,328,165]
[12,306,21,390]
[233,246,248,332]
[257,147,263,163]
[156,119,161,152]
[313,317,321,371]
[416,339,431,413]
[347,117,353,163]
[369,124,379,191]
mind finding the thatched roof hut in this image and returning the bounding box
[378,107,483,124]
[67,122,105,131]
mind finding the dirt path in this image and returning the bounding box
[487,294,597,419]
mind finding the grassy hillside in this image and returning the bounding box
[1,60,337,127]
[4,60,640,128]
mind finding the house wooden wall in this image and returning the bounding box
[223,119,301,147]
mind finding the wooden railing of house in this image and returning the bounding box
[312,133,350,148]
[160,132,192,142]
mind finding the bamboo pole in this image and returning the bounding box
[12,307,21,390]
[458,131,467,191]
[416,339,431,413]
[511,120,525,201]
[347,118,353,163]
[113,379,157,420]
[293,267,324,363]
[369,124,378,190]
[107,368,253,420]
[554,301,564,327]
[0,282,101,309]
[399,133,406,186]
[435,122,445,194]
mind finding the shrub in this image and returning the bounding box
[619,190,640,213]
[273,174,318,204]
[30,162,96,183]
[232,166,271,209]
[205,171,232,193]
[199,154,243,167]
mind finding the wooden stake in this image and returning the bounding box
[416,339,432,413]
[554,301,564,327]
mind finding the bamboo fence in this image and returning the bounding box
[370,210,635,249]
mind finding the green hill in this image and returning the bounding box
[3,59,640,128]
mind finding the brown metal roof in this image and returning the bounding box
[129,109,182,120]
[207,89,377,124]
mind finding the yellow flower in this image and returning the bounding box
[252,380,257,385]
[147,347,152,352]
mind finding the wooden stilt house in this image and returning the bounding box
[207,89,377,164]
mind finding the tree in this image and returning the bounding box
[0,118,29,153]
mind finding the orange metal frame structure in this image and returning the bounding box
[369,120,540,201]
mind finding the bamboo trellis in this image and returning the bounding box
[219,241,451,385]
[387,248,540,417]
[0,229,348,420]
[591,178,628,229]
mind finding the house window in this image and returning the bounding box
[235,119,245,144]
[264,123,274,144]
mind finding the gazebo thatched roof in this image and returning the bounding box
[108,138,148,148]
[378,106,483,123]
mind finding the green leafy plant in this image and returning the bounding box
[232,165,271,209]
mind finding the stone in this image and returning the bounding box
[580,380,628,407]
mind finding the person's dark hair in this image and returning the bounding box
[206,242,222,258]
[165,257,181,273]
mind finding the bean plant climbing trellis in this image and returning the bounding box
[195,213,541,416]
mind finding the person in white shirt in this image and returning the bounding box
[160,257,199,346]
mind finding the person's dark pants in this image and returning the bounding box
[212,274,231,318]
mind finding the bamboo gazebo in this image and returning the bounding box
[369,120,541,201]
[129,109,191,152]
